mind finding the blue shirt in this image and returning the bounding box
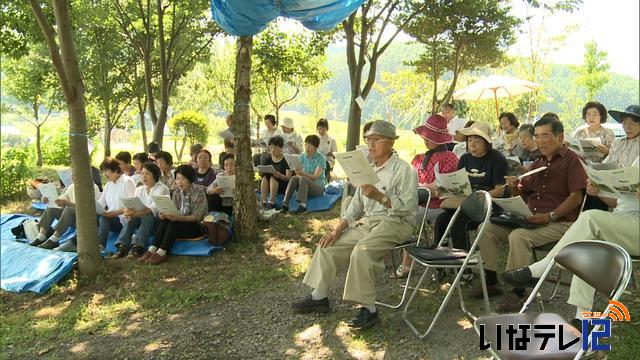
[301,151,326,187]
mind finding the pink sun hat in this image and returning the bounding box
[413,114,453,144]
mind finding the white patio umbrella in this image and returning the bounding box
[453,74,540,119]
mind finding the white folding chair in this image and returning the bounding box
[402,191,493,339]
[475,241,633,359]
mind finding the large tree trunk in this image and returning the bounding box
[30,0,100,282]
[137,95,148,151]
[232,36,257,242]
[103,106,112,157]
[345,100,362,151]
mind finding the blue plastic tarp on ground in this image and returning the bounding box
[256,180,342,212]
[211,0,364,36]
[1,241,77,294]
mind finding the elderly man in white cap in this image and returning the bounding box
[280,117,303,155]
[292,120,418,329]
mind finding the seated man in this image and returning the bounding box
[477,114,586,312]
[28,175,100,249]
[292,120,418,329]
[503,158,639,330]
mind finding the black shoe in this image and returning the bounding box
[347,308,380,330]
[265,203,274,210]
[292,206,307,214]
[111,245,128,259]
[38,239,59,250]
[281,204,289,213]
[29,238,46,247]
[292,294,330,314]
[502,267,539,288]
[127,245,145,259]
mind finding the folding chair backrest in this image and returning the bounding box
[555,241,631,297]
[460,191,490,224]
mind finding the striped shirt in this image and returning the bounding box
[604,136,640,167]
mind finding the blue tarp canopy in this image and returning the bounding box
[210,0,364,36]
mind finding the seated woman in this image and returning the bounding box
[113,162,170,259]
[155,151,177,194]
[28,175,100,249]
[603,105,640,167]
[316,118,338,179]
[434,122,508,251]
[206,155,236,216]
[253,114,284,166]
[115,151,136,176]
[282,135,326,214]
[498,112,521,155]
[194,149,217,188]
[281,117,304,155]
[572,101,614,162]
[132,152,149,175]
[503,160,639,330]
[517,124,541,165]
[260,135,292,210]
[452,120,476,158]
[140,165,208,265]
[396,114,459,277]
[97,158,137,249]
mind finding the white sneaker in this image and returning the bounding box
[23,220,39,242]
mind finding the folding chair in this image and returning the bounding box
[376,189,432,309]
[474,241,633,359]
[402,191,492,339]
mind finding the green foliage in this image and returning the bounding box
[576,41,610,101]
[0,146,34,200]
[406,0,520,112]
[253,24,331,119]
[375,69,432,128]
[168,111,210,162]
[42,135,71,166]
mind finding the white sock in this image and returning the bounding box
[528,257,552,278]
[575,306,590,320]
[299,202,307,208]
[148,246,158,253]
[157,248,167,256]
[48,234,60,243]
[363,304,377,313]
[311,288,327,300]
[37,233,46,241]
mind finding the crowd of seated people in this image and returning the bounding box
[22,104,639,333]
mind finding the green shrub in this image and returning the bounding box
[42,135,71,166]
[0,146,34,200]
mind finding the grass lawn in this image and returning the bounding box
[1,197,639,359]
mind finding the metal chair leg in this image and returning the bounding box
[376,261,417,309]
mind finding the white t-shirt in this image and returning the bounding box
[134,182,170,216]
[260,127,284,143]
[447,116,467,136]
[98,174,136,216]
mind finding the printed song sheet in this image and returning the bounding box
[335,150,380,186]
[434,163,471,199]
[216,175,236,198]
[493,196,534,217]
[152,195,181,215]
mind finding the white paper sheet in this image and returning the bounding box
[493,196,534,217]
[565,135,601,159]
[57,169,73,187]
[355,96,365,109]
[284,154,302,171]
[216,175,236,198]
[38,183,60,207]
[120,197,147,211]
[256,165,276,174]
[517,166,547,181]
[335,150,380,186]
[581,162,639,199]
[219,128,234,140]
[152,195,180,215]
[251,138,268,148]
[434,163,472,199]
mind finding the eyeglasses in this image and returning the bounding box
[365,137,389,145]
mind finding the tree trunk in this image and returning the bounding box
[137,95,148,151]
[30,0,100,282]
[34,103,43,167]
[232,35,257,242]
[345,99,362,151]
[153,0,168,148]
[103,106,112,157]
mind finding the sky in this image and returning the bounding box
[277,0,640,79]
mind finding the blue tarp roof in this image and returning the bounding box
[210,0,364,36]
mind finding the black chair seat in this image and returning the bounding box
[476,313,582,359]
[407,246,475,266]
[533,242,557,252]
[393,236,418,249]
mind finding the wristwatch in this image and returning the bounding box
[380,195,389,205]
[549,211,558,222]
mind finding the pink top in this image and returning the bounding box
[411,151,459,209]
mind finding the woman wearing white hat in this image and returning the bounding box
[281,117,303,155]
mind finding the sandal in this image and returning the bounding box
[393,264,411,278]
